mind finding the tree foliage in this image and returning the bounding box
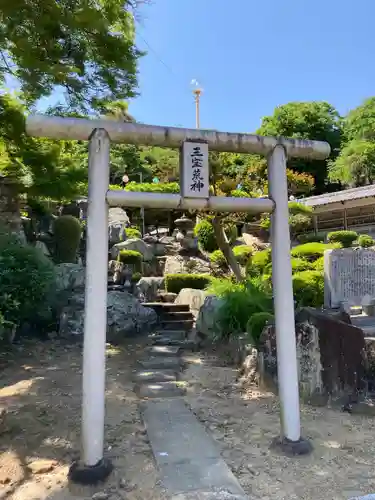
[257,101,342,193]
[328,139,375,187]
[0,0,143,110]
[343,97,375,142]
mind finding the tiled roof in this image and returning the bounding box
[301,184,375,207]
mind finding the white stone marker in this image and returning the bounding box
[181,141,209,199]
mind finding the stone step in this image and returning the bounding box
[151,330,187,341]
[143,302,190,313]
[152,337,198,350]
[145,345,182,357]
[138,356,184,371]
[160,319,194,331]
[160,311,194,321]
[135,381,187,399]
[133,369,178,383]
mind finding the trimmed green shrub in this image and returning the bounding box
[118,250,142,270]
[312,256,324,271]
[206,278,273,340]
[52,215,82,264]
[126,227,142,239]
[165,273,212,294]
[0,231,56,325]
[358,234,374,248]
[288,201,313,215]
[233,245,253,265]
[131,271,142,282]
[210,250,227,267]
[264,257,313,275]
[291,242,336,262]
[297,232,326,244]
[292,270,324,307]
[194,219,218,253]
[125,182,180,193]
[246,311,274,346]
[327,230,358,248]
[247,248,272,275]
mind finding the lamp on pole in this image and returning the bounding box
[191,79,203,129]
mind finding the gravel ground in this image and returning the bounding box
[184,351,375,500]
[0,338,167,500]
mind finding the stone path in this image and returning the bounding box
[133,302,249,500]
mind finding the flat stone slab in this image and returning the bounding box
[135,381,186,399]
[152,337,198,349]
[133,369,178,383]
[141,399,246,497]
[171,491,248,500]
[146,345,182,357]
[137,356,183,371]
[349,496,375,499]
[151,330,187,340]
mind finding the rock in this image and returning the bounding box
[175,288,206,318]
[239,348,259,386]
[159,292,178,303]
[108,207,129,246]
[111,238,154,261]
[92,492,110,500]
[258,307,366,401]
[59,290,157,340]
[164,255,210,275]
[55,263,85,292]
[196,295,223,337]
[108,260,124,285]
[135,277,165,302]
[27,459,57,474]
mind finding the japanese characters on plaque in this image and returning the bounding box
[181,141,209,198]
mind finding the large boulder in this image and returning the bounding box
[55,263,85,292]
[111,238,154,261]
[59,290,157,341]
[164,255,210,275]
[108,207,129,246]
[135,277,165,302]
[196,295,223,337]
[258,307,365,402]
[175,288,206,319]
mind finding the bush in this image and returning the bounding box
[125,182,180,193]
[0,231,56,325]
[52,215,82,264]
[206,278,273,340]
[131,271,142,283]
[165,273,212,294]
[289,213,312,235]
[118,250,142,270]
[291,242,336,262]
[264,257,313,275]
[358,234,374,248]
[233,245,253,265]
[246,311,274,346]
[312,256,324,271]
[327,230,358,248]
[247,248,272,275]
[288,201,313,215]
[126,227,142,239]
[194,219,218,253]
[292,270,324,307]
[210,250,227,267]
[297,232,326,244]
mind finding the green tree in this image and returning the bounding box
[0,0,143,110]
[343,97,375,142]
[257,102,342,193]
[328,139,375,187]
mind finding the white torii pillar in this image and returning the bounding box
[26,115,330,482]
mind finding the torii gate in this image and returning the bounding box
[26,115,330,483]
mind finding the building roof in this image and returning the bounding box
[301,184,375,207]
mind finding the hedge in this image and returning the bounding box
[264,257,314,275]
[291,242,337,262]
[358,234,374,248]
[327,230,358,248]
[292,270,324,307]
[165,273,212,294]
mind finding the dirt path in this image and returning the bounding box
[184,351,375,500]
[0,338,167,500]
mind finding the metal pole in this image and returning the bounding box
[195,91,200,129]
[267,145,301,444]
[82,129,110,467]
[139,172,145,236]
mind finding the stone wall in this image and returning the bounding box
[258,308,365,402]
[324,248,375,308]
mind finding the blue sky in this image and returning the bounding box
[37,0,375,133]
